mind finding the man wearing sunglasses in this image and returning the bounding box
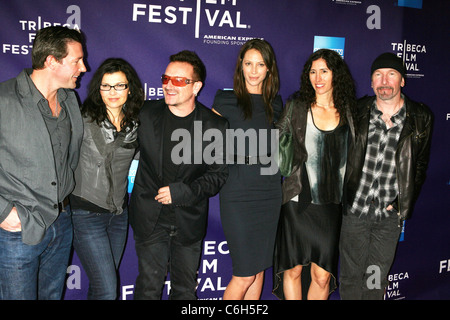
[129,50,229,300]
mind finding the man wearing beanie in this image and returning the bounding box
[339,52,433,299]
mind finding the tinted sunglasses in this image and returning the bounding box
[161,74,198,87]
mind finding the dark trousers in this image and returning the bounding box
[339,209,402,300]
[134,221,202,300]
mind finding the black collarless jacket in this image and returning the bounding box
[129,99,229,244]
[345,95,433,220]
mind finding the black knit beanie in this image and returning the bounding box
[370,52,406,78]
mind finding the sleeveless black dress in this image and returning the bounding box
[273,110,349,299]
[212,90,282,277]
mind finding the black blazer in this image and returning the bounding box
[129,99,229,244]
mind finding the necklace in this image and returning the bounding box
[378,99,403,129]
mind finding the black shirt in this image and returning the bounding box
[159,107,195,226]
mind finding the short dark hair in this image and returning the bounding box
[169,50,206,84]
[32,26,84,70]
[82,58,144,127]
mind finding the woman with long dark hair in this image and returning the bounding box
[70,58,144,299]
[212,39,283,299]
[273,49,356,300]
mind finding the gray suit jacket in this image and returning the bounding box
[0,69,83,244]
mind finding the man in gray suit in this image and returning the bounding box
[0,26,86,299]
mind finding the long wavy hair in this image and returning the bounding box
[233,39,280,123]
[293,49,356,118]
[82,58,144,128]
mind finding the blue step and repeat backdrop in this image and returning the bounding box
[1,0,449,300]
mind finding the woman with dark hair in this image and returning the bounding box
[70,58,144,299]
[272,49,356,300]
[212,39,283,300]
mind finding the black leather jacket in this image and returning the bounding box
[345,95,433,221]
[277,98,355,204]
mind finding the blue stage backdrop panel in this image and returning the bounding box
[1,0,449,300]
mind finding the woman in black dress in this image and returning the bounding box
[212,39,282,300]
[273,49,356,299]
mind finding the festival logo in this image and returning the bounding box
[1,5,81,56]
[439,258,450,274]
[391,40,427,79]
[132,0,250,37]
[385,271,410,300]
[132,0,259,46]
